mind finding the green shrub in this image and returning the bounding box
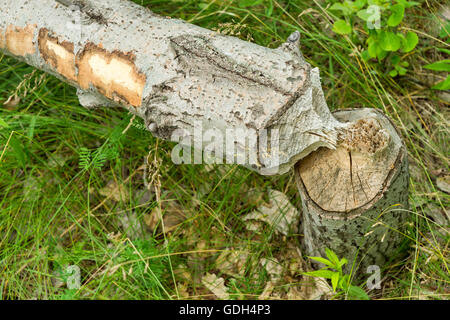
[327,0,420,77]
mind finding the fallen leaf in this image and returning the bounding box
[3,95,20,109]
[47,153,69,168]
[202,273,230,300]
[177,283,190,299]
[174,264,193,283]
[305,277,333,300]
[144,201,186,233]
[118,211,146,241]
[242,189,300,236]
[100,180,129,202]
[215,249,249,278]
[427,207,449,226]
[286,286,304,300]
[23,176,41,200]
[258,281,275,300]
[133,188,154,205]
[436,175,450,194]
[260,257,283,283]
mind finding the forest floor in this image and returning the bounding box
[0,0,448,300]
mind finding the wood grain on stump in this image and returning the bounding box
[295,108,409,276]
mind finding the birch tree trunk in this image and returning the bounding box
[295,108,409,276]
[0,0,342,175]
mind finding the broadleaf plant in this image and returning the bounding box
[303,248,370,300]
[424,59,450,91]
[327,0,420,77]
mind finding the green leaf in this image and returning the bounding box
[238,0,263,8]
[0,117,9,128]
[303,269,337,280]
[352,0,368,10]
[325,248,341,269]
[308,256,335,269]
[391,54,401,65]
[339,274,350,290]
[265,0,274,17]
[397,66,407,75]
[367,39,378,58]
[402,31,418,52]
[387,4,405,27]
[379,31,401,51]
[339,258,348,268]
[9,135,27,168]
[361,50,371,61]
[432,75,450,90]
[423,60,450,72]
[330,3,352,16]
[331,272,339,292]
[437,48,450,55]
[396,0,420,8]
[348,285,370,300]
[439,22,450,39]
[333,19,352,35]
[367,35,387,59]
[389,69,398,77]
[357,8,372,21]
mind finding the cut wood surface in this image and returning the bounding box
[0,0,343,175]
[296,108,409,274]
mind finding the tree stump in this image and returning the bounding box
[295,108,409,276]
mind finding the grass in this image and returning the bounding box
[0,0,448,300]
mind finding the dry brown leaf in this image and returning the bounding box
[304,277,333,300]
[144,201,186,233]
[174,264,193,283]
[242,189,299,236]
[258,281,275,300]
[99,180,129,202]
[286,286,305,300]
[436,175,450,194]
[427,207,449,226]
[177,283,190,299]
[215,249,249,278]
[260,257,283,283]
[3,95,20,109]
[202,273,230,300]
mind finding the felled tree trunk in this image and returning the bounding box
[295,108,409,276]
[0,0,341,175]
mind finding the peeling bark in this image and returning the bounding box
[295,108,409,276]
[0,0,342,175]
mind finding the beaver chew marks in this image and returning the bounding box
[38,29,77,82]
[339,118,389,154]
[5,24,36,57]
[298,115,396,213]
[77,43,146,107]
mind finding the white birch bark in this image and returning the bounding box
[0,0,342,175]
[295,108,409,276]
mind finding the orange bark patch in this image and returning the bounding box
[0,29,5,49]
[38,29,77,82]
[6,24,36,56]
[76,43,146,107]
